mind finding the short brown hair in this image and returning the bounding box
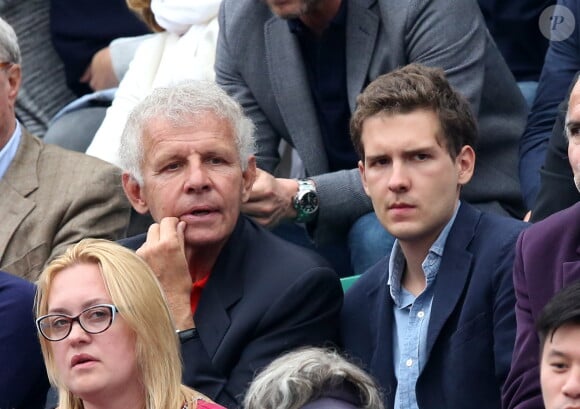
[350,63,477,159]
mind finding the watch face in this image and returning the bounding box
[300,191,319,214]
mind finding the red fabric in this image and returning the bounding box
[190,272,210,315]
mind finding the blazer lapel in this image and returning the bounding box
[264,16,328,175]
[366,272,397,407]
[346,0,380,111]
[0,131,39,261]
[425,205,478,358]
[195,217,246,359]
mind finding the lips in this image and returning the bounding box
[181,204,220,219]
[71,353,97,368]
[389,202,414,209]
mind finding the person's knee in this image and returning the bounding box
[348,212,394,275]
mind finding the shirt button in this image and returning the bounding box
[417,311,425,318]
[406,359,413,367]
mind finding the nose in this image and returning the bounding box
[67,320,90,343]
[183,160,211,193]
[562,367,580,399]
[387,161,410,193]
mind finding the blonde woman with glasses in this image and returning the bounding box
[35,238,224,409]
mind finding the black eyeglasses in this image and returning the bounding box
[36,304,119,342]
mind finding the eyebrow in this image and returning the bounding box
[48,298,111,314]
[565,120,580,130]
[365,146,436,160]
[545,348,570,359]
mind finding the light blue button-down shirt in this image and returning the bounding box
[389,202,461,409]
[0,121,21,180]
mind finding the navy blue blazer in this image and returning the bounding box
[122,215,342,408]
[0,272,49,408]
[340,204,526,409]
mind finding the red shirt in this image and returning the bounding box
[190,272,210,315]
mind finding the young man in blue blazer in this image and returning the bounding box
[341,63,527,409]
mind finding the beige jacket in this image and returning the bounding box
[0,129,131,280]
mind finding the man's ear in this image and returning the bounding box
[358,160,371,196]
[6,64,21,105]
[241,156,257,202]
[456,145,476,186]
[122,172,150,214]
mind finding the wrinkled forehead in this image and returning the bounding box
[142,112,236,145]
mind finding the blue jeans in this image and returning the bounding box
[348,211,395,274]
[271,212,394,277]
[518,81,538,111]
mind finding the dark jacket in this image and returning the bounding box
[122,216,343,408]
[341,203,526,409]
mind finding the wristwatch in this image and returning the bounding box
[293,179,319,223]
[176,328,197,344]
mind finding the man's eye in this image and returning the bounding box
[369,158,389,167]
[414,153,429,161]
[208,157,224,165]
[164,163,181,171]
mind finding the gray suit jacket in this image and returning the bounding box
[216,0,527,242]
[0,129,131,280]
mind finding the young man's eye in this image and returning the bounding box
[415,153,429,161]
[368,158,389,167]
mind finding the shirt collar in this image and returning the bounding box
[0,121,22,180]
[388,201,462,305]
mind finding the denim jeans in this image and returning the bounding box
[518,81,538,110]
[271,212,394,278]
[348,211,395,275]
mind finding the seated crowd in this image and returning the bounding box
[0,0,579,409]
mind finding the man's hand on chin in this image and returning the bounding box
[136,217,194,329]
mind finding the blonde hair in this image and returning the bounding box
[35,239,196,409]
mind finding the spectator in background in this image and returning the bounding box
[44,0,152,151]
[216,0,527,277]
[502,74,580,409]
[0,271,49,409]
[1,0,75,137]
[0,17,131,280]
[244,347,384,409]
[50,0,150,97]
[86,0,221,167]
[477,0,555,107]
[531,93,580,221]
[536,282,580,409]
[519,0,580,209]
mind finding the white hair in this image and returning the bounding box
[119,80,255,184]
[0,17,21,64]
[244,347,385,409]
